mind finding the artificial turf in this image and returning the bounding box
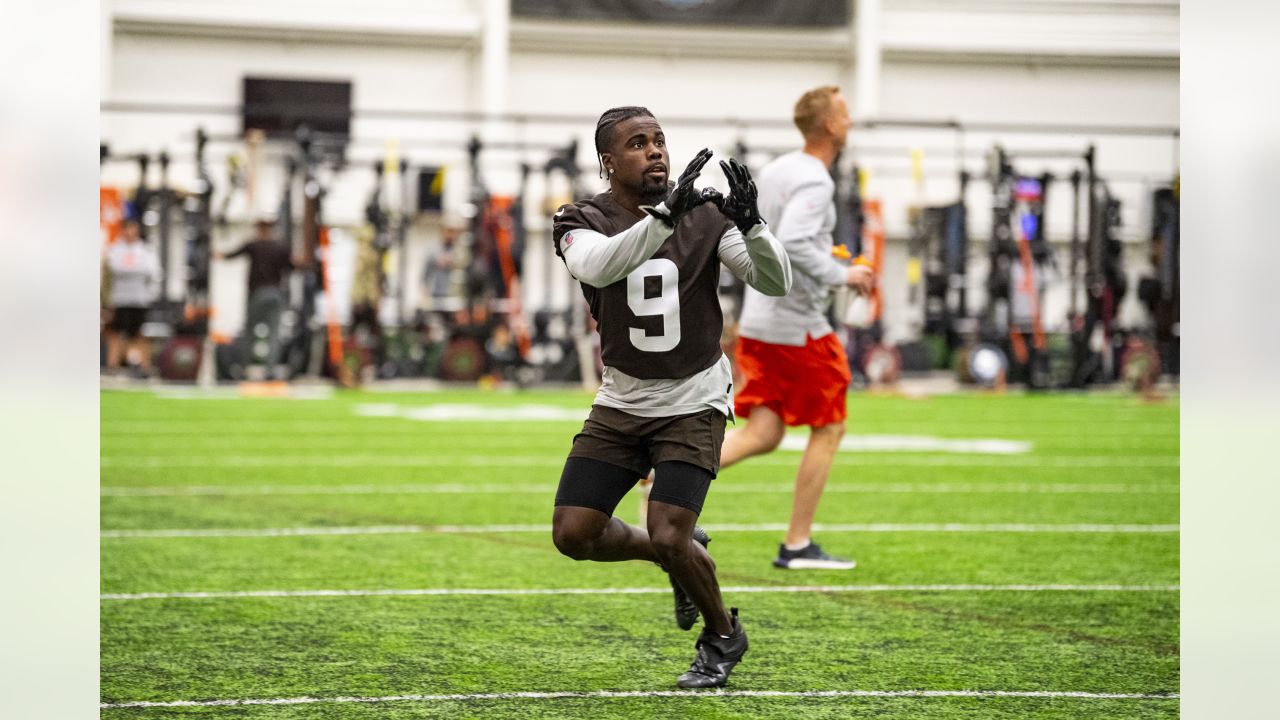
[101,387,1178,718]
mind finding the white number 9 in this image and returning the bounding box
[627,258,681,352]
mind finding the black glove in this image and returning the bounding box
[643,148,715,227]
[717,158,762,234]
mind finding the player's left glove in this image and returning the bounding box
[643,148,716,227]
[717,158,763,234]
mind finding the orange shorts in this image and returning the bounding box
[733,333,851,427]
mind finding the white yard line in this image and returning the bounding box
[100,584,1180,602]
[100,455,1178,469]
[100,688,1179,709]
[781,435,1032,454]
[103,483,560,496]
[101,481,1178,497]
[101,426,1178,440]
[354,413,1037,454]
[101,523,1180,539]
[152,386,334,400]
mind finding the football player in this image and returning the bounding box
[550,106,792,688]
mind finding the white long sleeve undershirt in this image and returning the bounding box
[561,204,792,297]
[715,222,791,297]
[561,208,674,288]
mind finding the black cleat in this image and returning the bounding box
[676,607,748,688]
[669,526,711,630]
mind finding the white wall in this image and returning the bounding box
[101,0,1178,343]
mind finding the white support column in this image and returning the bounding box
[101,1,113,98]
[481,0,510,125]
[855,0,881,120]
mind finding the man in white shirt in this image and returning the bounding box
[103,217,162,374]
[722,86,875,570]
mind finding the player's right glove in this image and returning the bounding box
[643,148,715,227]
[717,158,763,234]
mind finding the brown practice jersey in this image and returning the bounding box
[553,191,734,380]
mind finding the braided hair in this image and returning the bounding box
[594,106,655,179]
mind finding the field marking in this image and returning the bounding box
[100,481,1178,497]
[780,435,1031,454]
[101,523,1180,539]
[153,386,334,401]
[100,584,1180,601]
[101,425,1179,440]
[100,688,1179,709]
[100,455,1179,469]
[349,403,1175,436]
[356,402,589,422]
[357,406,1035,454]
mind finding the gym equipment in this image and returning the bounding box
[905,148,927,312]
[1137,182,1180,378]
[382,318,447,379]
[384,143,411,330]
[102,136,217,381]
[344,147,401,382]
[512,161,535,362]
[425,135,505,383]
[304,128,348,382]
[183,128,214,316]
[980,146,1054,390]
[965,342,1009,389]
[164,127,216,382]
[221,124,340,382]
[837,168,898,388]
[857,194,886,325]
[537,139,590,385]
[1118,336,1161,393]
[1068,146,1128,388]
[156,335,202,382]
[832,154,864,267]
[863,344,903,386]
[100,184,125,246]
[277,124,342,381]
[915,170,971,370]
[124,152,180,327]
[213,131,296,382]
[439,335,486,381]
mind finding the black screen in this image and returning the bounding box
[242,77,352,139]
[513,0,847,27]
[417,167,445,213]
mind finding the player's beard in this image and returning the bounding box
[638,180,670,207]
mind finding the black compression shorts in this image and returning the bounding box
[109,306,147,338]
[555,457,714,516]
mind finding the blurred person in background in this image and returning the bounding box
[549,106,791,689]
[422,227,459,311]
[350,223,386,377]
[214,217,296,380]
[718,86,875,570]
[103,217,161,376]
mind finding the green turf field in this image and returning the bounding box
[100,387,1179,718]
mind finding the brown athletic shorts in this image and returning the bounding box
[567,405,727,477]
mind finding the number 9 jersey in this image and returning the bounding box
[554,192,734,381]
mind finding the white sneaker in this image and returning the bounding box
[773,542,856,570]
